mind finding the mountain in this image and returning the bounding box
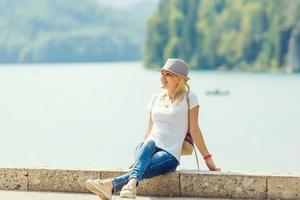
[0,0,159,63]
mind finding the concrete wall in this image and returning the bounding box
[0,167,299,199]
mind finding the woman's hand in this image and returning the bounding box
[205,157,221,171]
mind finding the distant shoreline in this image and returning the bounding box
[0,61,298,74]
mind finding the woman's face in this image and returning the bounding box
[160,70,180,89]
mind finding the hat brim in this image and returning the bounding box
[157,68,190,81]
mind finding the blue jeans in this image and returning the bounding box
[111,139,178,193]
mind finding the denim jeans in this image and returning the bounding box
[111,139,178,193]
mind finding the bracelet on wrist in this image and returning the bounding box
[203,154,212,160]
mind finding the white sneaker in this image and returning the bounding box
[120,183,137,199]
[84,179,112,200]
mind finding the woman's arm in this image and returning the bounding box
[189,105,220,171]
[143,112,153,141]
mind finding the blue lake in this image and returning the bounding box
[0,62,299,173]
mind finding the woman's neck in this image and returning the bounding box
[166,88,176,100]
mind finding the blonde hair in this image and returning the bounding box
[161,76,190,104]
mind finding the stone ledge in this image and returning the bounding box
[28,168,101,192]
[180,171,266,199]
[0,167,299,199]
[267,176,300,200]
[0,168,28,190]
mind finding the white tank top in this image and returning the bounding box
[146,91,199,163]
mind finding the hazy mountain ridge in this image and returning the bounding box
[0,0,159,63]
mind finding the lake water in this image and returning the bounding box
[0,62,299,173]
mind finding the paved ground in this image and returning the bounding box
[0,190,246,200]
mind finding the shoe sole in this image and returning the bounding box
[120,190,136,199]
[84,180,112,200]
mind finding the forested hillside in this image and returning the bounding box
[0,0,155,63]
[145,0,300,72]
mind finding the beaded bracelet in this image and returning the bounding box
[203,154,212,160]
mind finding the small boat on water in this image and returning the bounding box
[206,88,230,96]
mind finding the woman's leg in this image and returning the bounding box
[121,148,178,195]
[84,141,177,198]
[111,146,178,193]
[142,149,178,179]
[112,140,157,192]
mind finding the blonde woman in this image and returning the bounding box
[84,58,220,199]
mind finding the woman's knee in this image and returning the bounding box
[143,139,156,150]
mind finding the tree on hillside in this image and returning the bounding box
[144,0,300,72]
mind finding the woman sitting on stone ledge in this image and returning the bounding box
[83,58,220,200]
